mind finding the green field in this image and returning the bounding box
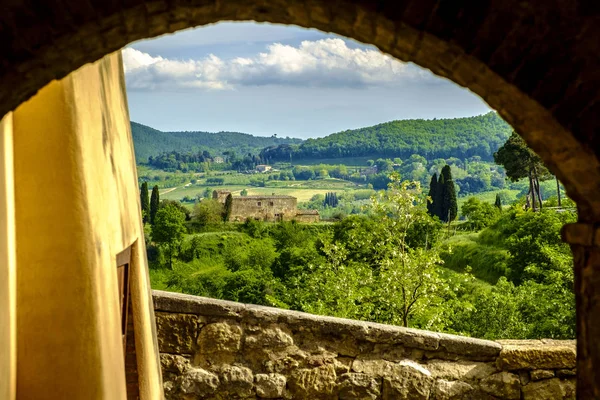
[291,156,374,166]
[159,178,365,203]
[457,189,520,213]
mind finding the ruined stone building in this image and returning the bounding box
[213,190,319,222]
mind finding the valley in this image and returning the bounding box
[135,112,575,341]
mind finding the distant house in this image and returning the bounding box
[213,190,319,223]
[362,166,378,175]
[256,164,272,173]
[212,156,224,163]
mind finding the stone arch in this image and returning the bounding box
[1,0,599,396]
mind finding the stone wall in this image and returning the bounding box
[153,290,576,399]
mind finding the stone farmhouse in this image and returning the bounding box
[213,190,319,223]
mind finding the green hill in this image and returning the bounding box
[260,112,511,163]
[131,121,303,163]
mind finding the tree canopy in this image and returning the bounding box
[261,112,511,163]
[131,121,301,163]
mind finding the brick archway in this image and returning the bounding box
[2,0,599,396]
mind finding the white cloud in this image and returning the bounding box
[123,38,426,91]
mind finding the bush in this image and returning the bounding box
[461,197,500,230]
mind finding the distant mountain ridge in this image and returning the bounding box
[259,112,512,163]
[132,112,512,165]
[131,121,303,162]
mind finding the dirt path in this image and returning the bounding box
[160,187,178,195]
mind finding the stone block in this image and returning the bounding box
[289,364,337,398]
[155,312,199,354]
[220,365,254,398]
[196,322,243,365]
[381,360,434,400]
[160,353,191,375]
[432,379,475,400]
[479,372,521,400]
[522,378,575,400]
[338,373,381,400]
[245,326,294,350]
[496,342,576,370]
[556,368,576,378]
[426,360,496,381]
[255,373,286,398]
[530,369,555,381]
[180,368,220,396]
[438,333,502,359]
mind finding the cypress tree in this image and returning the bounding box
[440,165,457,222]
[150,185,160,224]
[495,193,502,210]
[223,194,233,222]
[435,173,445,220]
[140,182,150,223]
[426,173,438,217]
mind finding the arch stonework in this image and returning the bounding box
[0,0,599,397]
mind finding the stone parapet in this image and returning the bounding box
[153,290,575,399]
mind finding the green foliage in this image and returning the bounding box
[429,166,458,222]
[494,132,547,182]
[150,185,160,224]
[440,165,458,222]
[240,188,248,196]
[152,203,187,268]
[426,173,437,217]
[262,112,511,162]
[131,121,302,163]
[494,193,502,210]
[191,199,224,229]
[323,192,339,207]
[148,187,576,340]
[461,197,500,230]
[439,234,509,284]
[140,182,150,223]
[160,199,191,220]
[365,174,448,327]
[223,194,233,222]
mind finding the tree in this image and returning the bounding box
[495,193,502,210]
[150,185,160,224]
[140,182,150,223]
[223,194,233,222]
[240,188,248,196]
[324,192,339,207]
[439,165,457,222]
[426,173,438,217]
[461,197,500,230]
[368,173,447,327]
[192,199,224,228]
[494,132,550,211]
[151,203,186,268]
[435,173,445,220]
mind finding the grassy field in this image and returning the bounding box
[439,232,510,284]
[457,189,520,212]
[160,178,365,203]
[292,156,373,166]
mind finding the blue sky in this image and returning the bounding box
[124,22,491,139]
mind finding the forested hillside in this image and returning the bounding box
[131,121,302,162]
[260,112,511,162]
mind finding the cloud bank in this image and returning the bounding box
[123,38,426,91]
